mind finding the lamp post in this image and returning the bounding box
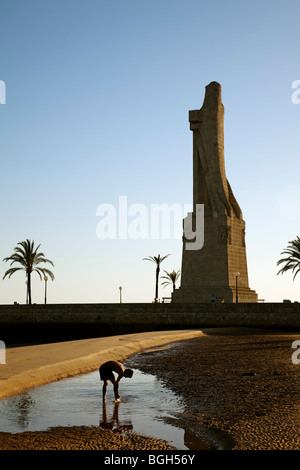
[119,286,122,303]
[44,276,48,305]
[234,271,240,303]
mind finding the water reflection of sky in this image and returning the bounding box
[0,368,192,450]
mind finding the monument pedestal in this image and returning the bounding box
[172,213,258,303]
[172,286,258,303]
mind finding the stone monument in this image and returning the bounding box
[172,81,258,303]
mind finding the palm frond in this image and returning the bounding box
[33,255,55,267]
[277,237,300,280]
[2,267,23,279]
[34,267,55,281]
[41,268,55,280]
[3,254,27,267]
[143,256,157,263]
[161,269,181,288]
[159,254,171,263]
[143,254,170,265]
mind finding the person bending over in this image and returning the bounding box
[99,360,133,401]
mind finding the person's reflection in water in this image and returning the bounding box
[100,401,133,433]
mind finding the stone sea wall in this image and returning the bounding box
[0,302,299,344]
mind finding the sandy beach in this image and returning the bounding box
[127,327,300,450]
[1,327,300,450]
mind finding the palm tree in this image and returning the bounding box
[161,269,181,292]
[277,236,300,280]
[3,239,55,305]
[143,253,170,302]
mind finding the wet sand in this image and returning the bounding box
[126,327,300,450]
[0,426,176,450]
[1,327,300,450]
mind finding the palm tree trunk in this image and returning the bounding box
[27,272,32,305]
[155,265,159,301]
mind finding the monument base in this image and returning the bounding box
[172,285,258,303]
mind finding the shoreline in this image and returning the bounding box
[0,329,205,401]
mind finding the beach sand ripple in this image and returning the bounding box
[0,426,175,450]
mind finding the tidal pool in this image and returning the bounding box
[0,367,205,450]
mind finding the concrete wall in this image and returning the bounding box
[0,302,299,344]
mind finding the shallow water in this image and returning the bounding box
[0,367,205,450]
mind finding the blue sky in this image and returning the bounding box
[0,0,300,304]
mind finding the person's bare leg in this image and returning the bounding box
[102,380,108,401]
[111,378,120,400]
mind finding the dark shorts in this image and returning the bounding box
[99,364,115,382]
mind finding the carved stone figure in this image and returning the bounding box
[172,82,258,303]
